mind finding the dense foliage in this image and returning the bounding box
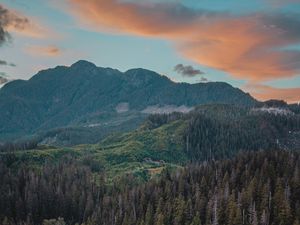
[144,104,300,161]
[184,105,300,161]
[0,150,299,225]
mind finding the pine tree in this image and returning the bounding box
[144,203,154,225]
[212,195,218,225]
[154,213,165,225]
[173,197,185,225]
[227,194,237,225]
[190,212,201,225]
[273,179,293,225]
[248,202,258,225]
[259,210,268,225]
[233,207,243,225]
[293,219,300,225]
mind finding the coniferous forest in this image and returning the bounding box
[0,150,299,225]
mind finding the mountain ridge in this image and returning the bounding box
[0,60,256,141]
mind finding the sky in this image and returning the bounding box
[0,0,300,103]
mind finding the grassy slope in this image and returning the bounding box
[1,120,188,181]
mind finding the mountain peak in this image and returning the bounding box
[71,60,97,69]
[125,68,171,86]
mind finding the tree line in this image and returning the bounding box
[185,110,300,161]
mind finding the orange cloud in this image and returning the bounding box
[68,0,201,38]
[244,84,300,103]
[27,45,61,57]
[67,0,300,82]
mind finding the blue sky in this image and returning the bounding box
[1,0,300,102]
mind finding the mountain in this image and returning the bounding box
[0,60,256,141]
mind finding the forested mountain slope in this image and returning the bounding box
[0,60,256,141]
[1,104,299,180]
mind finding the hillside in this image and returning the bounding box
[1,104,299,224]
[0,60,256,142]
[2,104,299,181]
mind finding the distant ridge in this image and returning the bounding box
[0,60,256,141]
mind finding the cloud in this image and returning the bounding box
[174,64,204,77]
[199,77,208,82]
[0,72,9,84]
[67,0,300,82]
[179,13,300,82]
[0,60,16,67]
[243,83,300,103]
[27,45,61,57]
[67,0,214,38]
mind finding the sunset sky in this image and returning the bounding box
[1,0,300,103]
